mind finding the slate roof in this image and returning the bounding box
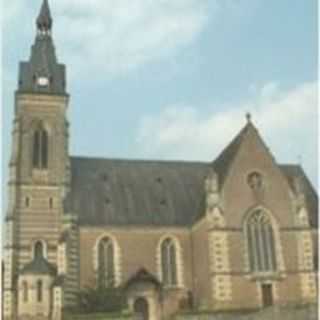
[67,155,317,228]
[18,0,66,95]
[65,121,317,228]
[68,157,208,226]
[18,37,66,95]
[20,256,57,276]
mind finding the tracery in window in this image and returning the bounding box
[246,210,277,273]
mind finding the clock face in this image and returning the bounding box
[37,76,49,87]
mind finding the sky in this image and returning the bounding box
[1,0,318,212]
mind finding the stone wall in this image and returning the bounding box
[174,304,318,320]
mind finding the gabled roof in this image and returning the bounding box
[68,157,208,227]
[20,256,56,276]
[65,121,317,228]
[211,120,318,228]
[211,123,250,188]
[124,268,161,289]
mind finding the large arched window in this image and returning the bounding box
[37,280,43,302]
[246,210,277,272]
[33,125,48,169]
[161,238,177,286]
[98,237,115,287]
[22,281,28,302]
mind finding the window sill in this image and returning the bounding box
[246,271,285,281]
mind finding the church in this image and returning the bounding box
[3,1,318,320]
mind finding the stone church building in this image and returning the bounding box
[3,1,318,320]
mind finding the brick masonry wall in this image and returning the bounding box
[78,227,193,289]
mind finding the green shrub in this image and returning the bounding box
[64,312,132,320]
[76,284,126,314]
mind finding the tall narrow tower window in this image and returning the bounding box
[23,281,28,302]
[37,280,43,302]
[34,241,44,259]
[33,126,48,169]
[25,197,30,208]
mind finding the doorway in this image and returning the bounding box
[134,297,149,320]
[261,284,273,307]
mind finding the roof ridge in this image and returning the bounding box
[70,155,209,165]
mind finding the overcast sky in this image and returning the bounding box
[2,0,318,207]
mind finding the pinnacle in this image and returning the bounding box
[246,112,252,123]
[36,0,52,32]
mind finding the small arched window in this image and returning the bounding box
[246,210,277,272]
[98,237,115,288]
[34,241,44,259]
[247,172,263,190]
[22,281,28,302]
[33,125,48,169]
[37,280,43,302]
[161,238,177,286]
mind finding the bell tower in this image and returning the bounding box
[3,1,70,319]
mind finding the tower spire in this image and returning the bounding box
[36,0,52,34]
[18,0,66,95]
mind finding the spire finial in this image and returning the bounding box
[36,0,52,34]
[246,112,252,123]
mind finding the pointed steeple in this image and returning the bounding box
[246,112,252,124]
[211,113,262,189]
[17,0,67,95]
[36,0,52,33]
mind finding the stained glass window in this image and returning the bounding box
[246,210,277,272]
